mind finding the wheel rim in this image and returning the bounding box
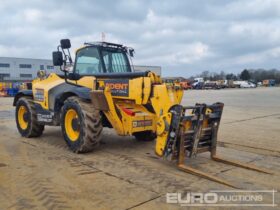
[65,109,80,141]
[18,106,28,130]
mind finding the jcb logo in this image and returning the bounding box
[104,79,129,96]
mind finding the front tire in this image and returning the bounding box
[15,97,44,137]
[61,96,102,153]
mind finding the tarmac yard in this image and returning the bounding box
[0,87,280,210]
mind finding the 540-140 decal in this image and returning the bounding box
[132,120,152,128]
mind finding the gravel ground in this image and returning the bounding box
[0,87,279,210]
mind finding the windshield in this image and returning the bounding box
[75,47,131,75]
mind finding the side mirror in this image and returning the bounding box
[129,49,134,57]
[60,39,71,49]
[52,51,63,66]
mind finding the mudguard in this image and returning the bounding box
[52,85,91,112]
[13,90,33,106]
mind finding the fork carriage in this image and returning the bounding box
[167,103,273,188]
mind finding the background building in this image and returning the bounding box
[0,56,161,82]
[0,57,58,81]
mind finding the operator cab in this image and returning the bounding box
[75,42,133,75]
[52,39,147,83]
[52,39,135,76]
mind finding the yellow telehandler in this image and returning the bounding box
[13,39,272,188]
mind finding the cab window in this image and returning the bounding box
[102,49,130,73]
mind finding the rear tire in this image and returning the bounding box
[15,97,44,137]
[61,96,102,153]
[133,131,156,141]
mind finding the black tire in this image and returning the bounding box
[133,131,156,142]
[61,96,102,153]
[15,97,44,137]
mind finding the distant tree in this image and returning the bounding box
[200,71,210,80]
[247,69,280,83]
[240,69,250,80]
[211,72,219,81]
[226,73,237,80]
[219,71,226,80]
[188,76,195,81]
[190,69,279,84]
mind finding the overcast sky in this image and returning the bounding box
[0,0,280,76]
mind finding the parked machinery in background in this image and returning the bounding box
[263,79,276,87]
[179,81,192,90]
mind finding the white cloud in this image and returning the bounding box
[174,42,210,64]
[0,0,279,76]
[229,21,280,41]
[23,8,42,23]
[235,47,280,65]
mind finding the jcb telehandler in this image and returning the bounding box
[14,39,272,188]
